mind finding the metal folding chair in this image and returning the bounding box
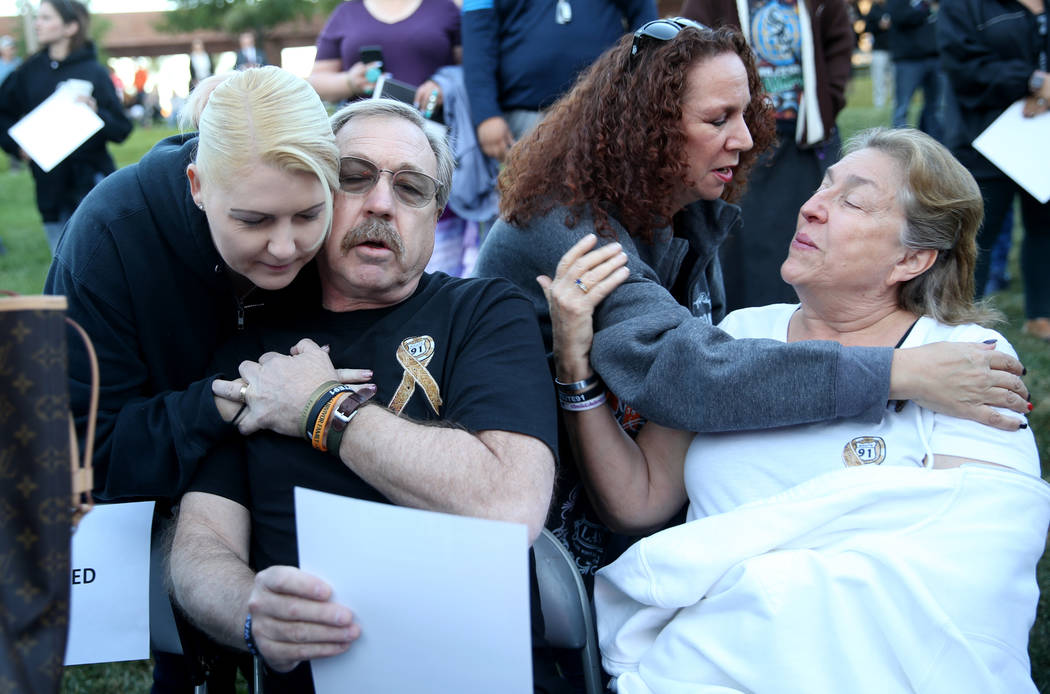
[533,528,604,694]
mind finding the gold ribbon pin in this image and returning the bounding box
[389,336,442,416]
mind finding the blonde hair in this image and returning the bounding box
[845,128,1001,326]
[180,66,339,250]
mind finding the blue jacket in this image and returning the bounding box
[44,134,318,503]
[461,0,657,129]
[432,65,500,221]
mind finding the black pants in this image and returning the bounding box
[973,175,1050,318]
[720,126,840,312]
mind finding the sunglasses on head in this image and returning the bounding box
[338,157,443,208]
[630,17,711,63]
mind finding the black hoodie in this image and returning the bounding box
[44,134,320,503]
[0,41,132,222]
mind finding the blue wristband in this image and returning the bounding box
[244,613,260,657]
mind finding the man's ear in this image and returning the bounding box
[889,247,938,285]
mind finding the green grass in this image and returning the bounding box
[3,75,1047,691]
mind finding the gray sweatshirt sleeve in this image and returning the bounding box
[474,211,894,433]
[590,273,893,432]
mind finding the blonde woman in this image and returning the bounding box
[43,64,345,691]
[45,66,341,504]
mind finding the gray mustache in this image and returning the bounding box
[339,217,405,260]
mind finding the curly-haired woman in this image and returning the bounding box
[473,19,1030,579]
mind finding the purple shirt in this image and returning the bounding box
[315,0,460,87]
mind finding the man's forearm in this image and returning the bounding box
[337,405,554,540]
[170,495,254,650]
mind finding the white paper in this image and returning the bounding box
[295,487,532,694]
[972,100,1050,203]
[64,501,154,666]
[7,87,105,173]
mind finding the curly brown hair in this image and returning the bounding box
[499,25,776,242]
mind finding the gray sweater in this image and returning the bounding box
[473,200,894,433]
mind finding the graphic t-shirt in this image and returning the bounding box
[749,0,804,120]
[190,272,557,691]
[684,304,1039,521]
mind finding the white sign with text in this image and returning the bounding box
[64,501,154,666]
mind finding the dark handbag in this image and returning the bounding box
[0,294,97,693]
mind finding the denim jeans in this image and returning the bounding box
[870,50,893,108]
[893,57,943,141]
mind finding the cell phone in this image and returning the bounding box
[372,75,417,106]
[360,45,383,66]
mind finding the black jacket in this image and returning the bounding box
[0,42,131,221]
[44,134,319,503]
[938,0,1048,177]
[886,0,939,60]
[863,4,893,52]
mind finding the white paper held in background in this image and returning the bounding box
[64,500,154,666]
[7,79,104,173]
[972,100,1050,204]
[295,487,532,694]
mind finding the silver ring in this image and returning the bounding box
[1038,98,1047,107]
[575,278,589,293]
[239,383,248,403]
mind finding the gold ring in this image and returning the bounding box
[575,278,589,293]
[239,383,249,403]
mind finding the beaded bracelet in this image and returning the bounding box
[243,613,260,657]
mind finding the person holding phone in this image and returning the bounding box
[306,0,461,111]
[309,0,491,277]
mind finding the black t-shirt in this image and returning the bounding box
[188,272,558,691]
[193,271,557,568]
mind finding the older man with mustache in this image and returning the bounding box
[168,99,557,693]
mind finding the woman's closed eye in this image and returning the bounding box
[295,203,326,222]
[232,214,270,227]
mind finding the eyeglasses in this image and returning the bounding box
[338,157,443,208]
[630,17,711,63]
